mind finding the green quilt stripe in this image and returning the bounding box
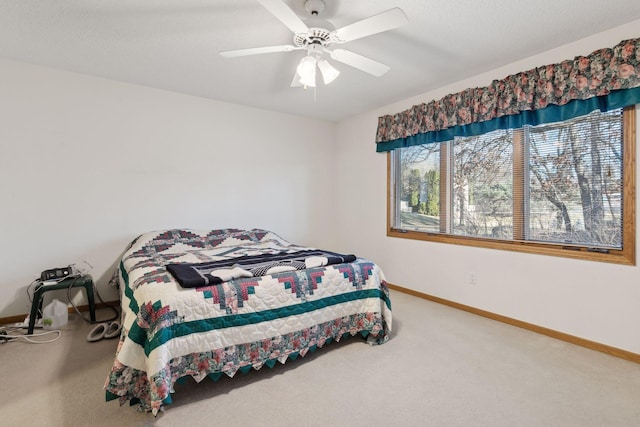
[208,372,223,382]
[142,288,386,356]
[120,261,139,314]
[105,390,119,402]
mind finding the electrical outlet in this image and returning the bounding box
[469,272,477,285]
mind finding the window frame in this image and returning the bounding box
[386,106,636,265]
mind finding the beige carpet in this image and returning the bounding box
[1,290,639,427]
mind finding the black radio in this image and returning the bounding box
[41,266,74,281]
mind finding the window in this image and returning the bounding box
[388,106,636,264]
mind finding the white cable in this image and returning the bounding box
[0,329,62,344]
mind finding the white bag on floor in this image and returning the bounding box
[42,299,68,330]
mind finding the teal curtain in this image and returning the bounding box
[376,38,640,153]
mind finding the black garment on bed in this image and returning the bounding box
[166,250,357,288]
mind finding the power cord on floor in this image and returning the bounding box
[0,326,61,344]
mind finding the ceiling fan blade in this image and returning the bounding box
[220,45,299,58]
[330,49,390,77]
[333,8,408,43]
[256,0,309,34]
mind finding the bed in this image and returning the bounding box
[104,228,392,414]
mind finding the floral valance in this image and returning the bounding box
[376,37,640,152]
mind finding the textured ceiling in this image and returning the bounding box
[1,0,639,121]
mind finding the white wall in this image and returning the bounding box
[0,59,335,317]
[332,21,640,354]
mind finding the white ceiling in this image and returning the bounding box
[1,0,639,121]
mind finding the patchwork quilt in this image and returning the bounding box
[104,228,392,414]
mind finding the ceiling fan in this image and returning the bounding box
[220,0,408,88]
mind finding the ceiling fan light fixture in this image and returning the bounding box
[297,55,317,87]
[223,1,408,90]
[291,72,302,87]
[317,59,339,84]
[299,69,316,87]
